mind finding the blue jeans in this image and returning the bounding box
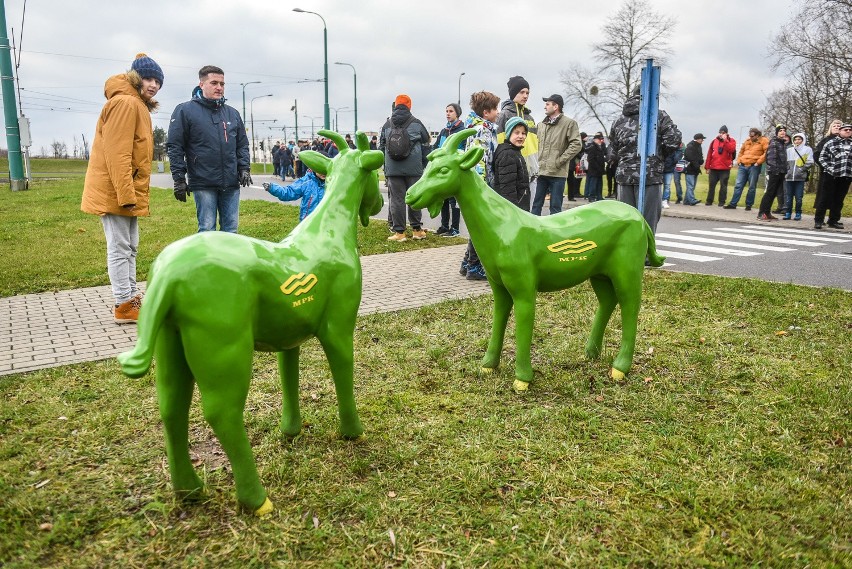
[727,164,762,207]
[684,174,699,204]
[785,180,805,215]
[662,172,683,202]
[194,188,240,233]
[532,175,567,216]
[585,176,603,202]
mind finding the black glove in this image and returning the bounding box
[174,180,190,202]
[239,170,253,187]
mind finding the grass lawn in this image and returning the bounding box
[0,178,465,297]
[1,272,850,567]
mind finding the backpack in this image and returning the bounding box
[386,116,415,161]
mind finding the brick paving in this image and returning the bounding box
[0,244,489,376]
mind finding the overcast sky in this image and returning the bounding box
[3,0,794,156]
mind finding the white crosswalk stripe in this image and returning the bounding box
[656,225,847,267]
[683,229,824,246]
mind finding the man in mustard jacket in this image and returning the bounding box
[724,127,769,210]
[81,53,163,324]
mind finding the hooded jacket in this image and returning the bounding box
[609,95,682,185]
[492,141,530,209]
[785,134,814,181]
[81,72,156,217]
[266,171,325,221]
[379,105,431,177]
[737,136,769,167]
[705,134,737,170]
[496,99,539,177]
[166,86,250,192]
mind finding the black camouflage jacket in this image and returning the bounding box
[609,95,682,185]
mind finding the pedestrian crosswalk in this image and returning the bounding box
[655,225,852,264]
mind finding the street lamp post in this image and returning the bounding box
[302,116,320,141]
[335,61,357,132]
[330,107,349,133]
[240,81,261,124]
[293,8,330,130]
[250,94,272,163]
[458,72,465,107]
[290,100,298,143]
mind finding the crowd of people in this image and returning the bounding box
[79,54,851,324]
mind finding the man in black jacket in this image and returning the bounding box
[757,126,789,221]
[167,65,252,233]
[682,134,705,205]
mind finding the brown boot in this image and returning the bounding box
[114,296,141,324]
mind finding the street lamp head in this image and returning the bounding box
[293,7,305,12]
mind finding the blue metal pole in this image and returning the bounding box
[637,59,661,215]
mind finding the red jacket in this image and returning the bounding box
[705,135,737,170]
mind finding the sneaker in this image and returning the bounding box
[435,226,449,235]
[828,222,845,229]
[783,214,791,220]
[675,199,682,205]
[387,232,407,242]
[662,200,670,209]
[794,213,801,221]
[459,260,469,276]
[772,208,784,214]
[757,213,773,221]
[814,222,823,229]
[411,229,427,240]
[745,206,752,211]
[466,264,487,281]
[114,296,141,324]
[442,228,460,238]
[723,204,736,209]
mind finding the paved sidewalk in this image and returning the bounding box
[0,245,488,376]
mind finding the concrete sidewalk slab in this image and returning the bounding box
[1,244,488,376]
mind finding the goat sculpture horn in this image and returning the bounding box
[355,131,369,151]
[319,130,349,155]
[441,128,476,155]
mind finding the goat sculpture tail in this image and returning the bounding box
[645,220,666,267]
[117,265,171,378]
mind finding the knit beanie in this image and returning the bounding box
[504,116,528,137]
[131,53,164,85]
[775,124,787,135]
[394,94,412,109]
[507,76,530,100]
[718,125,728,134]
[447,102,462,119]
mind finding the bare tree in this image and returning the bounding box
[50,140,67,159]
[561,0,676,133]
[773,0,852,79]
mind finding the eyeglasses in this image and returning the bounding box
[841,127,852,131]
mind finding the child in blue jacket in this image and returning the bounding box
[263,169,326,221]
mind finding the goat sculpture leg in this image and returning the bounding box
[585,276,618,360]
[481,285,513,373]
[317,328,363,439]
[509,291,537,392]
[278,348,302,436]
[607,268,644,379]
[154,324,204,499]
[184,332,271,515]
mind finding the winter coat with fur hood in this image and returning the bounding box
[81,72,157,217]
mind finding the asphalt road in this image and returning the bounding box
[149,173,852,291]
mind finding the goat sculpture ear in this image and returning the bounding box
[359,150,385,171]
[300,150,331,176]
[459,147,484,171]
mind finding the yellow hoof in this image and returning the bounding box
[610,368,625,380]
[254,497,274,517]
[513,380,529,392]
[480,367,495,375]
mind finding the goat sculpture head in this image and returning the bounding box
[299,130,385,225]
[407,128,482,218]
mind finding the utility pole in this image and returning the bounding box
[0,0,26,190]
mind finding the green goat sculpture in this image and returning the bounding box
[118,131,384,516]
[406,128,664,392]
